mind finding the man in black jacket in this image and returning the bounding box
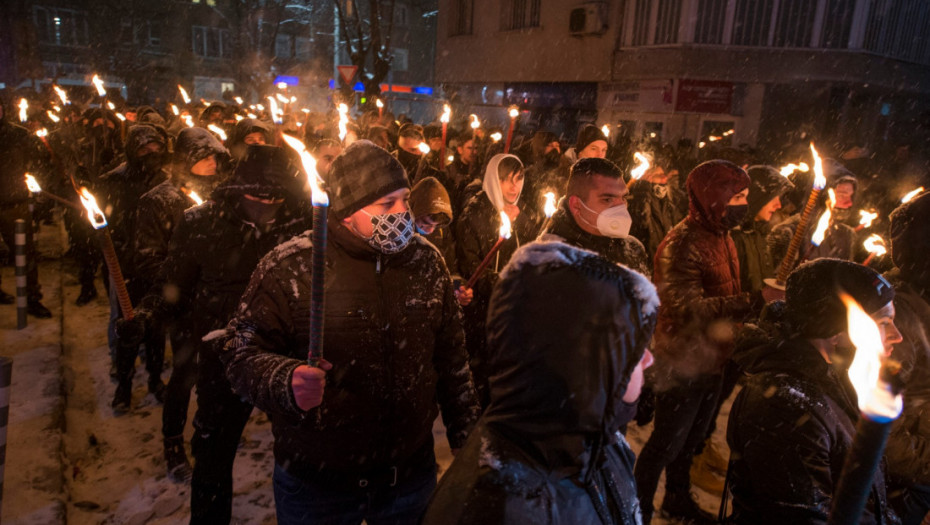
[222,140,479,525]
[724,258,902,525]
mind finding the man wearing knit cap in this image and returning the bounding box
[724,258,902,525]
[222,140,480,524]
[575,123,609,160]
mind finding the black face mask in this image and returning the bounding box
[722,204,749,229]
[616,399,639,428]
[138,153,166,175]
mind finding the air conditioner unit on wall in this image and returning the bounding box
[569,2,608,36]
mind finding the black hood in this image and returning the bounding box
[213,144,301,200]
[124,123,168,165]
[173,127,230,172]
[482,241,658,473]
[228,118,274,160]
[744,165,793,227]
[890,190,930,291]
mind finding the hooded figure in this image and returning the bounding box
[409,176,457,269]
[456,153,544,407]
[634,160,761,524]
[725,258,900,525]
[423,241,658,525]
[884,192,930,524]
[731,165,794,293]
[227,118,274,162]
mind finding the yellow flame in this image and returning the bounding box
[47,110,60,123]
[698,141,706,148]
[811,208,832,246]
[115,112,126,121]
[858,210,878,228]
[490,132,503,142]
[182,115,194,128]
[631,152,651,180]
[247,113,257,119]
[470,114,480,129]
[281,134,328,206]
[827,188,836,210]
[18,98,28,122]
[902,187,925,203]
[52,105,61,112]
[290,96,296,104]
[440,104,451,124]
[79,187,108,229]
[337,103,349,141]
[601,124,610,138]
[447,154,454,163]
[267,97,283,125]
[256,104,264,111]
[544,192,557,218]
[276,82,287,90]
[170,104,179,116]
[301,108,310,114]
[35,128,48,138]
[508,106,519,119]
[188,190,203,205]
[25,174,41,193]
[235,115,244,122]
[207,124,227,141]
[417,142,431,154]
[92,74,106,96]
[234,96,244,105]
[107,101,115,110]
[863,234,887,256]
[499,210,512,239]
[275,93,289,104]
[842,293,902,418]
[376,99,384,109]
[723,129,735,136]
[177,85,191,104]
[810,143,826,190]
[708,135,721,142]
[779,162,810,177]
[53,85,69,105]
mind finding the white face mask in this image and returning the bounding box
[578,199,633,238]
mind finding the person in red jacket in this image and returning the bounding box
[634,160,763,524]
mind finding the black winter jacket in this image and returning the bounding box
[726,338,898,525]
[628,179,682,262]
[0,120,53,205]
[221,223,480,479]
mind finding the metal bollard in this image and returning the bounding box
[0,356,12,520]
[15,220,27,330]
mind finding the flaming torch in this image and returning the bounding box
[337,103,349,143]
[466,211,512,289]
[902,187,925,204]
[470,114,481,130]
[540,191,558,232]
[24,174,80,210]
[861,235,887,266]
[828,294,903,525]
[207,124,228,142]
[180,187,204,206]
[281,134,329,368]
[376,98,384,119]
[18,99,28,123]
[504,106,519,153]
[178,84,191,105]
[490,131,503,143]
[417,142,431,155]
[779,162,809,177]
[628,151,651,188]
[440,104,451,170]
[79,188,133,320]
[770,143,827,288]
[856,210,878,232]
[601,124,610,139]
[92,75,107,97]
[46,110,60,123]
[53,85,69,105]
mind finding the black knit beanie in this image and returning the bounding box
[328,140,409,219]
[575,124,607,152]
[786,258,895,338]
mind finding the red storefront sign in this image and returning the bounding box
[676,80,734,114]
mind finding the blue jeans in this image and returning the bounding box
[272,463,437,525]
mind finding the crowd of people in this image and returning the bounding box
[2,86,930,525]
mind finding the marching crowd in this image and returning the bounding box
[2,89,930,525]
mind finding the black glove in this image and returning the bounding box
[634,385,656,427]
[115,310,151,347]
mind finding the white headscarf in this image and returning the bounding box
[482,153,523,211]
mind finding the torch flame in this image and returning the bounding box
[53,85,69,105]
[902,187,925,204]
[508,106,519,119]
[543,192,557,218]
[440,104,451,124]
[276,82,287,90]
[811,208,832,246]
[182,115,194,128]
[79,187,108,229]
[337,103,349,141]
[376,99,384,109]
[863,234,887,257]
[810,143,826,190]
[601,124,610,138]
[35,128,48,138]
[281,134,329,206]
[490,132,503,142]
[170,104,179,116]
[18,98,28,122]
[188,190,203,205]
[234,96,244,105]
[267,97,283,125]
[107,101,115,110]
[115,112,126,121]
[827,188,836,210]
[25,174,42,193]
[235,115,244,122]
[470,114,480,129]
[841,293,903,420]
[779,162,810,177]
[499,211,512,240]
[417,142,431,155]
[275,93,289,104]
[92,75,106,97]
[207,124,227,141]
[178,85,191,104]
[859,210,878,228]
[47,110,60,123]
[630,152,651,180]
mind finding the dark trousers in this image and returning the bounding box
[272,463,437,525]
[0,203,41,300]
[113,278,164,383]
[890,483,930,525]
[634,373,723,514]
[63,206,101,288]
[161,327,198,439]
[190,346,253,525]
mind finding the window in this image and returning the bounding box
[500,0,541,31]
[655,0,682,45]
[275,34,291,58]
[393,48,408,71]
[694,0,727,44]
[820,0,855,49]
[631,0,651,45]
[450,0,473,35]
[33,6,89,47]
[772,0,815,47]
[395,4,409,27]
[192,26,230,58]
[732,0,774,46]
[295,37,312,60]
[148,22,163,48]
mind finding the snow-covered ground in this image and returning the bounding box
[0,215,728,524]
